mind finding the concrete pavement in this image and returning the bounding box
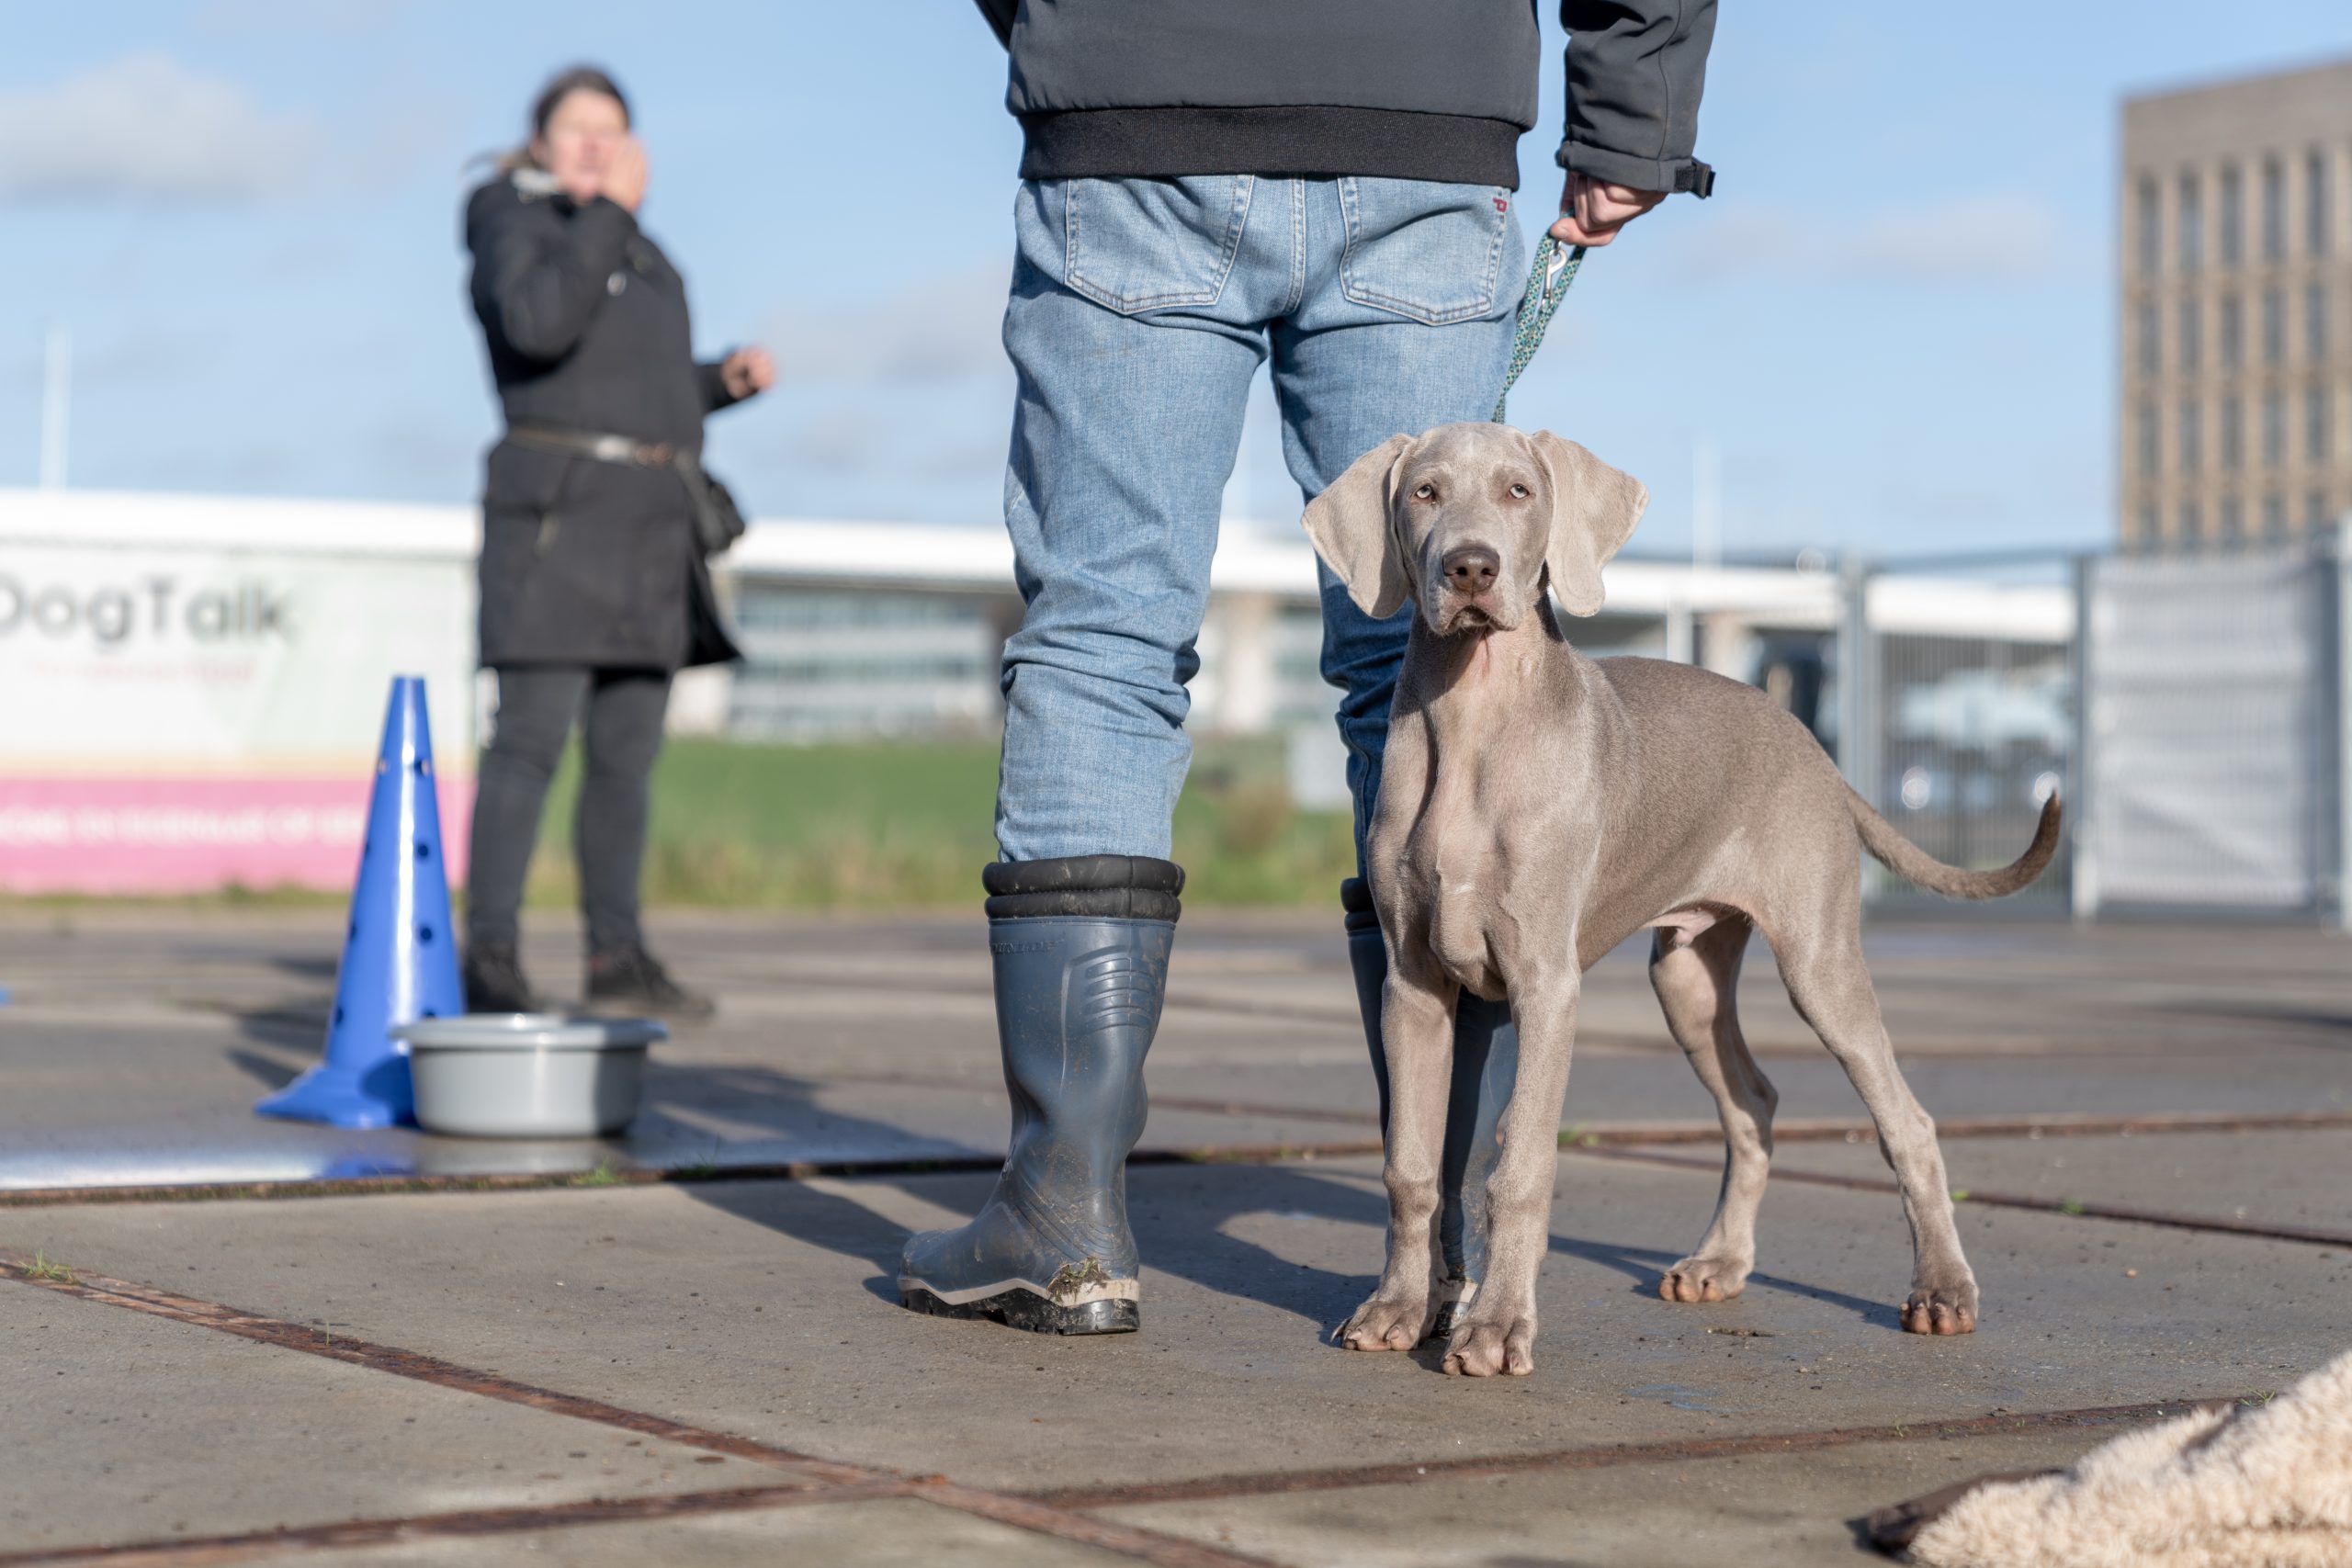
[1,907,2346,1565]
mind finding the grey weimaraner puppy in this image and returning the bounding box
[1305,422,2060,1378]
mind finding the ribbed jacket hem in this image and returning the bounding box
[1018,106,1525,188]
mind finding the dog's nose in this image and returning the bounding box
[1442,547,1499,595]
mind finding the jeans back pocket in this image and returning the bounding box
[1057,175,1254,315]
[1337,177,1513,326]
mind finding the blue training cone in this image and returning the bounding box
[256,675,464,1128]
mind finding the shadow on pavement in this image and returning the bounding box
[688,1147,1902,1338]
[226,1047,300,1091]
[219,1000,1898,1335]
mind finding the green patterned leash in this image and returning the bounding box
[1492,235,1587,423]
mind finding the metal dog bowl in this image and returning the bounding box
[394,1013,665,1137]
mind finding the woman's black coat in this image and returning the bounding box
[465,173,744,671]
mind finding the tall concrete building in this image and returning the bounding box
[2120,59,2352,552]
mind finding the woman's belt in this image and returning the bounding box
[504,423,681,467]
[503,423,746,558]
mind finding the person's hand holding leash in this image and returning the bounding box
[1551,172,1663,246]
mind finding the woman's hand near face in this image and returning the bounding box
[603,136,650,213]
[720,346,775,401]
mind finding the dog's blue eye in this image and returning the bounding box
[1414,484,1436,501]
[1510,484,1530,499]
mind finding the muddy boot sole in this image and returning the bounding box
[899,1285,1139,1336]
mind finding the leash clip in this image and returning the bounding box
[1544,242,1572,300]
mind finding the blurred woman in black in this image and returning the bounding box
[461,65,772,1017]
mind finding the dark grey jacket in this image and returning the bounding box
[464,174,745,671]
[973,0,1714,195]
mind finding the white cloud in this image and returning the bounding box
[0,54,320,204]
[1849,195,2069,281]
[761,262,1012,388]
[1677,193,2077,285]
[773,402,1004,484]
[744,265,1015,515]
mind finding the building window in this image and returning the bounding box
[2136,174,2161,274]
[2308,489,2333,529]
[2137,400,2159,478]
[2220,495,2244,546]
[2307,280,2330,360]
[2179,500,2204,545]
[2177,171,2203,274]
[2264,287,2285,365]
[2265,389,2286,467]
[2177,299,2201,372]
[2222,393,2244,469]
[2136,502,2158,546]
[2221,294,2243,368]
[2264,157,2287,262]
[2134,301,2158,375]
[2309,148,2331,256]
[2220,163,2244,265]
[2178,398,2202,473]
[2263,491,2288,541]
[2308,385,2332,461]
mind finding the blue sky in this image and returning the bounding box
[6,2,2352,558]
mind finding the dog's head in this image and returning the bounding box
[1302,423,1648,634]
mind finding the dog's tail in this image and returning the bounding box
[1845,786,2063,900]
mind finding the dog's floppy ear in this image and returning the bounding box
[1530,431,1648,618]
[1302,434,1412,619]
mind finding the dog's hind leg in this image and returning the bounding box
[1770,912,1977,1336]
[1649,915,1777,1305]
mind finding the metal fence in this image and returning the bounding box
[1825,533,2352,926]
[2075,540,2349,922]
[1828,555,2078,912]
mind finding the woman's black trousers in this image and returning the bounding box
[464,666,671,956]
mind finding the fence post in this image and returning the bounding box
[2068,554,2099,922]
[1836,557,1880,903]
[1664,597,1695,665]
[2328,525,2352,932]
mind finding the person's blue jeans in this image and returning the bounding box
[994,175,1524,865]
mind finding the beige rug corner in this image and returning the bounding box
[1907,1349,2352,1568]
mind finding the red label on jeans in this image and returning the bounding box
[1494,197,1509,213]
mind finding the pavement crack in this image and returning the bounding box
[0,1252,1278,1568]
[1021,1398,2233,1511]
[1568,1145,2352,1248]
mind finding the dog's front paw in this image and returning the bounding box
[1900,1275,1978,1336]
[1440,1304,1536,1377]
[1657,1254,1750,1304]
[1338,1292,1434,1352]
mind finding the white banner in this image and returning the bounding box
[1,507,478,893]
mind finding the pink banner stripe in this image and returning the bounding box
[0,777,472,895]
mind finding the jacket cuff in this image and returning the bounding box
[1555,139,1716,198]
[697,358,740,413]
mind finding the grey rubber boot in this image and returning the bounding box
[1341,876,1521,1336]
[899,855,1182,1336]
